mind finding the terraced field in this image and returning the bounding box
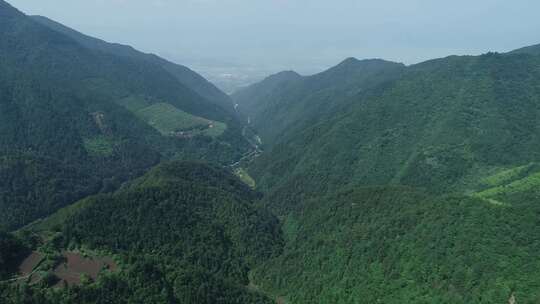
[116,96,226,138]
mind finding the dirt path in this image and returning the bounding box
[0,273,32,283]
[0,268,41,284]
[0,251,45,284]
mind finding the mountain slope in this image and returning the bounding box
[2,161,283,303]
[31,15,235,113]
[60,161,283,269]
[254,186,540,303]
[248,52,540,213]
[0,0,249,230]
[232,70,302,119]
[242,50,540,302]
[510,43,540,56]
[232,58,405,145]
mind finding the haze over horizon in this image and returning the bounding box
[8,0,540,92]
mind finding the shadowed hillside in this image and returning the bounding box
[0,0,249,230]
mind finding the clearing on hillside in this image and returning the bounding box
[18,252,43,277]
[53,251,117,287]
[475,171,540,199]
[116,96,227,138]
[234,168,256,189]
[480,163,538,188]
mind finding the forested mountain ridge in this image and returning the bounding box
[232,58,405,145]
[246,51,540,213]
[1,161,282,303]
[510,43,540,55]
[3,0,540,302]
[60,161,283,270]
[232,70,302,119]
[0,0,250,230]
[31,15,236,114]
[233,48,540,303]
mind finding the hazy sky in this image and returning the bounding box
[8,0,540,76]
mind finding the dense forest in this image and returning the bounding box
[253,187,540,303]
[30,15,236,115]
[240,52,540,214]
[3,0,540,302]
[0,161,282,303]
[232,58,405,144]
[0,0,251,230]
[234,48,540,303]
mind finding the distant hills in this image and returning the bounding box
[232,58,405,144]
[509,43,540,55]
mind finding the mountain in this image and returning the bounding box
[232,70,302,118]
[247,52,540,213]
[0,0,249,230]
[1,161,283,303]
[31,15,235,113]
[235,49,540,302]
[232,58,405,145]
[5,0,540,302]
[510,43,540,55]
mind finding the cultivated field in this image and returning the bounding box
[15,250,116,288]
[18,252,43,276]
[53,251,117,287]
[117,96,227,138]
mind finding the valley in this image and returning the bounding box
[2,0,540,303]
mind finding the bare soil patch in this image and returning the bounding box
[18,251,43,275]
[53,251,117,287]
